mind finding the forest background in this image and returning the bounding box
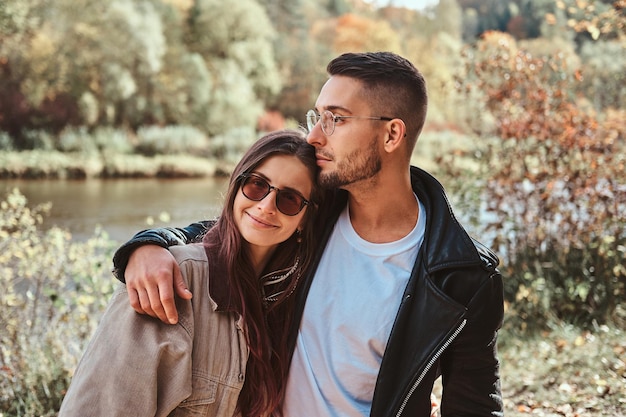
[1,0,625,415]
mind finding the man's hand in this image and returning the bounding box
[125,245,192,324]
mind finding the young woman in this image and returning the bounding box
[58,129,323,417]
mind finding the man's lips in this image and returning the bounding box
[316,153,332,163]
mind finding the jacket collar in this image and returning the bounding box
[409,166,483,272]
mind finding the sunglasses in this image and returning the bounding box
[239,173,309,216]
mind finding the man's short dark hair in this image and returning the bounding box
[327,52,428,150]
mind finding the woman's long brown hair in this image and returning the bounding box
[203,129,321,417]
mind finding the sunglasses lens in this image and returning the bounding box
[276,192,303,216]
[241,175,306,216]
[242,176,269,200]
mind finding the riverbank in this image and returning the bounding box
[0,150,234,179]
[0,130,474,179]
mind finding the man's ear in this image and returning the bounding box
[383,119,406,152]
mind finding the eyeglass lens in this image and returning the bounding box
[241,175,307,216]
[306,110,329,135]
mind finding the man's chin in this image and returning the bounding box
[318,172,343,189]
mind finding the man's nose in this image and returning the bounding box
[306,121,326,146]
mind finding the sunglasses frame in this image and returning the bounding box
[239,173,309,216]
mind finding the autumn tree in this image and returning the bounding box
[0,0,282,146]
[385,0,465,128]
[260,0,325,123]
[333,13,402,53]
[453,31,625,328]
[545,0,626,110]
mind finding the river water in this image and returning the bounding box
[1,178,229,242]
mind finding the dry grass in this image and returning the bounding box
[430,323,626,416]
[499,324,626,416]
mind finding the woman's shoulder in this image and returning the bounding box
[170,243,207,264]
[171,244,209,294]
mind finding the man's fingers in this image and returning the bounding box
[127,288,143,314]
[123,245,182,325]
[160,264,190,325]
[146,283,169,323]
[136,289,155,317]
[173,265,192,300]
[158,280,179,324]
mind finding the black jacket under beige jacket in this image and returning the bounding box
[113,166,505,417]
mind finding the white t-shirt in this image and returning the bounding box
[283,197,426,417]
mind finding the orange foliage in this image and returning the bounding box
[455,31,626,325]
[333,13,400,53]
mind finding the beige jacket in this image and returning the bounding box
[59,243,248,417]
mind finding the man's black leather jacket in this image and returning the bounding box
[113,166,504,417]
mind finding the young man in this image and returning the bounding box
[113,52,504,416]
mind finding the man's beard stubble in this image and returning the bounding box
[318,136,382,190]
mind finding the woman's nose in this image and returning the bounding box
[256,189,278,213]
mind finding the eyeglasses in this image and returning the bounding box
[306,109,394,136]
[239,173,309,216]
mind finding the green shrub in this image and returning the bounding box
[100,153,160,178]
[0,150,102,179]
[0,189,117,416]
[20,130,56,151]
[155,155,218,178]
[91,127,134,154]
[135,125,210,157]
[0,131,15,151]
[207,126,257,164]
[57,127,99,154]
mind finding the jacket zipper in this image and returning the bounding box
[395,318,467,417]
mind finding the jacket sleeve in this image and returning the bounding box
[58,286,194,417]
[112,221,213,282]
[439,268,504,416]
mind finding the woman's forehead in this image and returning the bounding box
[253,155,313,191]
